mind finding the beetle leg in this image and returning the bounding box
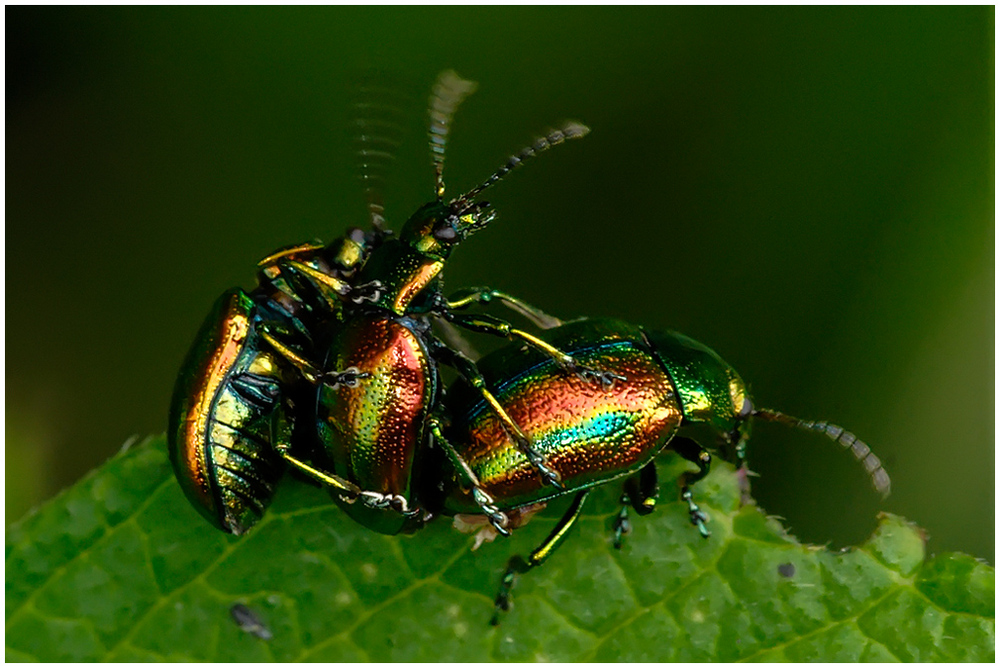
[277,441,417,515]
[431,315,482,361]
[491,490,590,625]
[673,439,712,538]
[270,404,363,500]
[271,390,420,515]
[321,367,371,389]
[259,329,322,383]
[278,451,364,499]
[445,312,625,389]
[613,462,659,549]
[445,287,564,330]
[612,496,632,550]
[280,259,384,306]
[427,416,511,536]
[355,490,419,516]
[275,260,351,309]
[255,240,326,268]
[430,341,563,490]
[260,329,370,390]
[278,450,416,514]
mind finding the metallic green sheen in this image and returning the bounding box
[642,329,746,436]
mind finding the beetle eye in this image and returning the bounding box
[433,225,458,241]
[738,396,753,420]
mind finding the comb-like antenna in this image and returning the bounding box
[754,408,891,498]
[429,70,478,200]
[452,121,590,211]
[353,80,409,235]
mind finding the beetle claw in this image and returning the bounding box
[357,490,414,515]
[682,487,711,538]
[472,488,511,536]
[348,280,384,304]
[323,367,370,389]
[538,463,563,489]
[571,363,626,390]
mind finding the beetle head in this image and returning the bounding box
[412,72,589,259]
[397,199,496,260]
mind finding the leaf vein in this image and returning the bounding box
[5,475,175,633]
[297,540,473,660]
[733,584,903,662]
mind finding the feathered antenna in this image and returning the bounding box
[428,70,478,200]
[353,78,409,235]
[451,121,590,212]
[753,408,891,498]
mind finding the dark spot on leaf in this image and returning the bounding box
[231,603,273,641]
[777,562,796,578]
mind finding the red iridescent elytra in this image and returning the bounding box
[315,314,437,534]
[439,319,684,514]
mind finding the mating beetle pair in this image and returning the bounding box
[168,70,890,623]
[169,71,608,538]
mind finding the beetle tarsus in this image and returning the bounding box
[507,430,562,489]
[682,487,711,538]
[613,496,632,550]
[491,555,528,626]
[573,365,627,389]
[348,279,384,304]
[473,488,511,537]
[530,455,563,489]
[358,490,418,515]
[323,367,370,389]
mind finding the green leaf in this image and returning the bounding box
[6,436,994,661]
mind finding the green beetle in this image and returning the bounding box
[168,233,381,535]
[424,317,891,623]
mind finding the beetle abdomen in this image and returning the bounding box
[168,289,286,534]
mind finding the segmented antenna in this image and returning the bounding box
[452,122,590,211]
[429,70,478,200]
[353,80,408,234]
[754,408,891,498]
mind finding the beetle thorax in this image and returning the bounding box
[358,238,444,315]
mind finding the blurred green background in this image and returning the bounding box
[7,7,993,561]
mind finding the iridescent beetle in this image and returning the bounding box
[423,317,891,623]
[168,71,609,536]
[293,72,620,536]
[168,231,382,534]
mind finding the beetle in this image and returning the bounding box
[422,317,891,623]
[167,231,384,535]
[296,71,620,536]
[168,70,610,537]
